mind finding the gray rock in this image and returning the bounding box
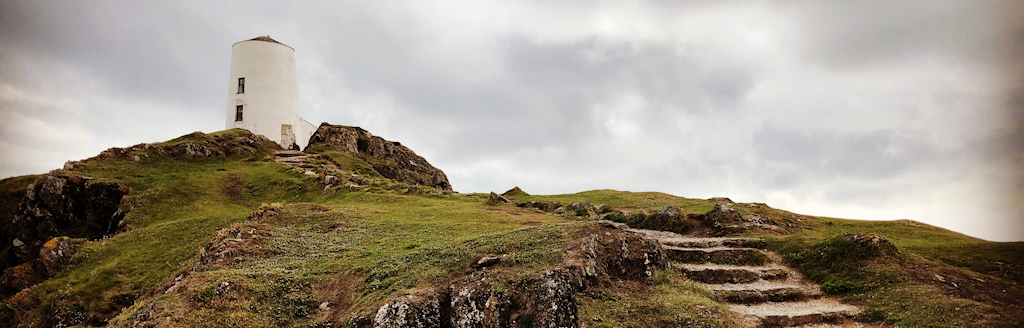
[488,192,510,203]
[38,236,81,277]
[532,270,578,328]
[305,124,453,190]
[373,295,441,328]
[471,256,501,269]
[324,175,339,185]
[450,279,511,328]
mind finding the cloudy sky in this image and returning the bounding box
[1,1,1022,241]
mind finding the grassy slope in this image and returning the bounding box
[1,130,1020,327]
[760,217,1024,327]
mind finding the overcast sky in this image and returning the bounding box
[1,1,1022,241]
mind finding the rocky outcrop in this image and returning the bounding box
[371,225,668,328]
[602,205,698,234]
[1,170,129,293]
[701,203,778,235]
[9,170,128,263]
[304,124,452,190]
[501,186,529,197]
[67,129,273,168]
[517,201,562,213]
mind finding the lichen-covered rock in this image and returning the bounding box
[532,269,578,328]
[304,124,452,190]
[373,294,441,328]
[38,236,82,277]
[0,263,41,293]
[449,277,512,328]
[562,226,668,285]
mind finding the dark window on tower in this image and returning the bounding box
[238,77,245,93]
[235,105,243,121]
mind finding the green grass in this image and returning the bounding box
[24,157,326,324]
[314,151,381,179]
[497,189,719,214]
[763,223,1024,327]
[579,271,738,328]
[5,128,1022,328]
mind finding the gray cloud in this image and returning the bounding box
[0,0,1021,241]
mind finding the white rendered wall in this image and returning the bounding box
[226,39,312,149]
[296,117,318,150]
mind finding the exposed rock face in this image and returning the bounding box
[702,203,779,234]
[371,226,667,328]
[561,225,668,283]
[304,124,452,190]
[1,170,128,293]
[373,294,441,328]
[449,278,512,328]
[531,269,578,328]
[10,170,128,264]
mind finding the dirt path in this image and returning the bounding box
[628,228,889,328]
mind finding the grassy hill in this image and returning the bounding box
[0,128,1021,327]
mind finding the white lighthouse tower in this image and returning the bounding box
[226,36,316,149]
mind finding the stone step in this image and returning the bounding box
[274,158,312,166]
[663,238,760,248]
[666,246,769,266]
[625,228,760,248]
[716,287,819,304]
[675,263,790,284]
[791,322,884,328]
[275,156,309,162]
[273,150,307,157]
[728,299,860,327]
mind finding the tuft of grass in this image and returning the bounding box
[579,270,738,328]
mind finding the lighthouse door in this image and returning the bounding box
[281,124,297,150]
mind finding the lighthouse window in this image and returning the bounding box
[237,78,245,94]
[235,105,243,121]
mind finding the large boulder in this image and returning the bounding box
[304,124,452,190]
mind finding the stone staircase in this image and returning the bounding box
[629,228,880,328]
[273,150,315,172]
[273,150,390,192]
